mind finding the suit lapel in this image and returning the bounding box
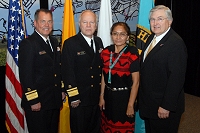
[141,35,154,57]
[94,38,103,54]
[140,35,154,67]
[49,37,56,58]
[141,29,173,68]
[44,39,54,58]
[91,37,102,65]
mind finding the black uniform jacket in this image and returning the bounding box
[139,28,188,119]
[61,32,104,106]
[19,31,63,110]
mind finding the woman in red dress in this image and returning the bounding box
[99,22,140,133]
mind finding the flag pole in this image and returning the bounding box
[20,0,27,38]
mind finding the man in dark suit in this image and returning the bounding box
[61,10,103,133]
[139,5,187,133]
[18,9,65,133]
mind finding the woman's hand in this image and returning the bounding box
[126,104,134,118]
[99,95,105,111]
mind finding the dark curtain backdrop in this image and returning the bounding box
[155,0,200,96]
[0,66,7,132]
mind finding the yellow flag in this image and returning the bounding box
[59,0,76,132]
[61,0,76,47]
[59,96,71,133]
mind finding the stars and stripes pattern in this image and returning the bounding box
[5,0,28,132]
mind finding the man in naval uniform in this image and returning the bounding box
[19,9,65,133]
[61,10,103,133]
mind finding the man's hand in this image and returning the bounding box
[31,102,41,111]
[71,100,81,108]
[62,92,66,100]
[158,107,170,119]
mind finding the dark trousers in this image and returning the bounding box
[70,104,100,133]
[25,109,60,133]
[144,113,182,133]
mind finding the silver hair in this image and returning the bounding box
[149,5,173,21]
[78,10,98,24]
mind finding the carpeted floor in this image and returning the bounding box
[178,93,200,133]
[1,92,199,133]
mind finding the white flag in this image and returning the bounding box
[97,0,113,48]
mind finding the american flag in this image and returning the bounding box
[5,0,28,132]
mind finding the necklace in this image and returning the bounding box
[108,45,128,83]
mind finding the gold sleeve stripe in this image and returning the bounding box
[67,87,79,97]
[67,87,77,92]
[25,90,38,101]
[25,90,37,95]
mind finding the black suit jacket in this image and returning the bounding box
[61,32,103,106]
[19,31,63,110]
[139,28,187,119]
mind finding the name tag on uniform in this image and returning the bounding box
[77,51,86,55]
[39,50,46,55]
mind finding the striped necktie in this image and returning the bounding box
[146,37,156,56]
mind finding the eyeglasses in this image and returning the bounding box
[111,32,127,38]
[149,17,168,23]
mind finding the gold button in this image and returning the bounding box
[99,74,101,76]
[54,74,57,77]
[91,76,94,78]
[55,84,57,86]
[91,85,93,87]
[60,63,61,65]
[68,85,72,88]
[90,67,93,69]
[99,83,101,85]
[98,66,100,68]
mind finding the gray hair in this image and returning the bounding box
[149,5,173,21]
[78,10,98,24]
